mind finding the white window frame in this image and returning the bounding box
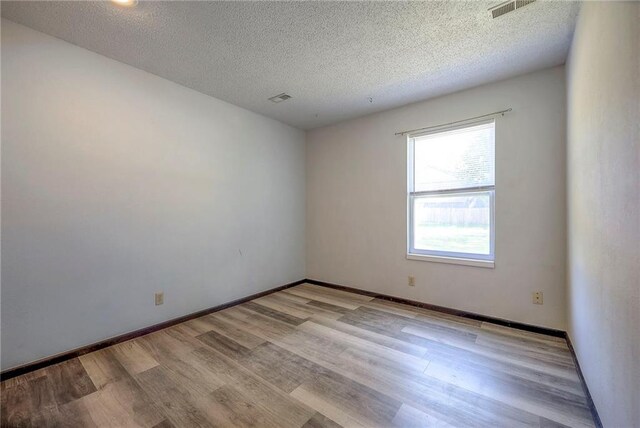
[407,119,495,268]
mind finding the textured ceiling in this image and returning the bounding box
[1,1,579,130]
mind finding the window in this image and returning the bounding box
[407,120,495,267]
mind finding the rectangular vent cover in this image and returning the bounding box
[268,93,292,103]
[489,0,535,19]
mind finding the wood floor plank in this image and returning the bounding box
[152,420,175,428]
[135,328,201,367]
[217,305,296,339]
[241,301,308,326]
[196,329,251,360]
[273,328,349,363]
[283,288,362,310]
[391,403,457,428]
[27,376,94,427]
[290,386,368,428]
[540,416,574,428]
[56,398,99,427]
[339,346,428,381]
[362,300,422,319]
[70,377,166,427]
[297,283,375,303]
[168,321,210,338]
[1,381,34,427]
[25,375,58,426]
[271,290,312,304]
[253,294,318,319]
[0,368,47,390]
[79,348,130,389]
[111,340,160,375]
[135,365,215,428]
[265,293,346,321]
[305,300,351,315]
[367,297,483,329]
[302,411,343,428]
[292,369,402,427]
[202,384,284,428]
[180,317,217,336]
[199,314,266,349]
[236,341,334,393]
[45,359,97,406]
[152,349,226,399]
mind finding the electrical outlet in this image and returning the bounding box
[408,276,416,287]
[532,291,543,305]
[155,292,164,306]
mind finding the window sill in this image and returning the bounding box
[406,253,495,268]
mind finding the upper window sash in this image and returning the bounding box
[408,119,495,194]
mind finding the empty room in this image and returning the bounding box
[1,1,638,427]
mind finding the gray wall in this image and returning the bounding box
[566,3,639,427]
[1,20,306,370]
[307,67,568,330]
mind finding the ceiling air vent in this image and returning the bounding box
[268,93,292,103]
[489,0,535,19]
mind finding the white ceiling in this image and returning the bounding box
[1,1,579,130]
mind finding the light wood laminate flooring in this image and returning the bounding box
[1,283,596,428]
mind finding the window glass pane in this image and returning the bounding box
[413,192,491,255]
[413,121,495,192]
